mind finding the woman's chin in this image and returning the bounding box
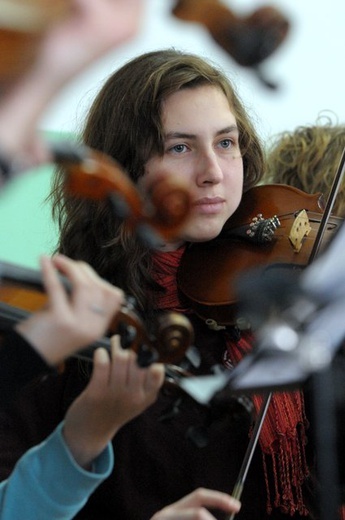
[182,226,224,243]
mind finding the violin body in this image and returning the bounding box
[178,184,343,325]
[172,0,290,67]
[0,0,70,83]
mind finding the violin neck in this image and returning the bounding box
[0,301,28,330]
[0,260,70,292]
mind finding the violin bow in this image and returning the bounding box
[309,145,345,262]
[227,392,272,520]
[227,144,345,517]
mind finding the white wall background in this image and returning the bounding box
[40,0,345,142]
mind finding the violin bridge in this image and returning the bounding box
[289,209,311,252]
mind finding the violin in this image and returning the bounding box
[172,0,290,89]
[177,184,343,326]
[0,0,70,83]
[51,141,193,245]
[0,260,194,366]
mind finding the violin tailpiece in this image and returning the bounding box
[224,215,281,244]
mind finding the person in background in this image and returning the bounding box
[263,114,345,216]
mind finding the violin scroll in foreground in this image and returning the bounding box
[52,142,193,245]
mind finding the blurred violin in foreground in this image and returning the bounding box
[0,0,70,83]
[51,141,193,247]
[172,0,290,89]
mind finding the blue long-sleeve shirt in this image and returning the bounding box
[0,421,114,519]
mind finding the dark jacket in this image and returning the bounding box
[0,330,53,409]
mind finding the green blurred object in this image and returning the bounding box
[0,131,73,268]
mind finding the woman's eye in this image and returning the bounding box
[219,139,232,149]
[171,144,187,153]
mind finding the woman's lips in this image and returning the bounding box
[193,197,225,214]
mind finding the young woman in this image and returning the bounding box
[0,49,316,519]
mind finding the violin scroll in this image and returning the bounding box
[52,142,192,244]
[153,312,194,364]
[110,301,194,366]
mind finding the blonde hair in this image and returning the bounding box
[264,114,345,216]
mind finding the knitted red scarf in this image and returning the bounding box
[152,246,311,517]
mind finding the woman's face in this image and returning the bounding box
[141,85,244,250]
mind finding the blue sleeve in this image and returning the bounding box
[0,421,114,520]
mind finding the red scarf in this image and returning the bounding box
[226,333,309,516]
[152,247,311,517]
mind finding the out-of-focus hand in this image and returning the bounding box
[0,0,145,168]
[150,488,241,519]
[32,0,144,89]
[15,254,125,365]
[63,338,164,468]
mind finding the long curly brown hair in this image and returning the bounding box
[50,49,265,311]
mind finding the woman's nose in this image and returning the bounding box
[196,151,223,185]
